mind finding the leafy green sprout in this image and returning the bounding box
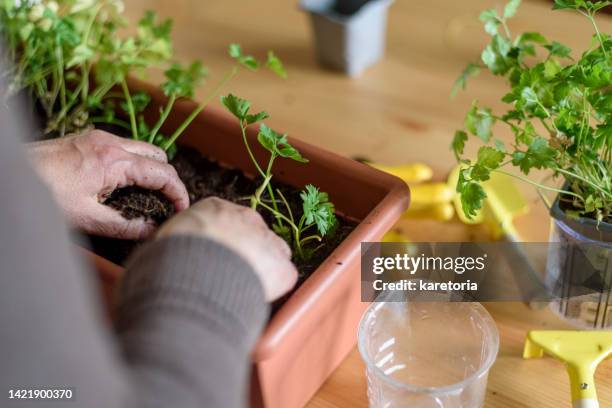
[0,1,286,158]
[116,42,286,157]
[451,0,612,224]
[221,93,337,261]
[1,2,174,137]
[1,1,337,259]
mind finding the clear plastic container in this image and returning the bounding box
[358,296,499,407]
[547,217,612,329]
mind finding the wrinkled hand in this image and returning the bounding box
[157,197,298,301]
[28,130,189,239]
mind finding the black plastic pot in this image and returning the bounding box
[546,194,612,329]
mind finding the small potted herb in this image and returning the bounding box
[452,0,611,328]
[1,1,409,406]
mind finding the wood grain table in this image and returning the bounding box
[124,1,612,406]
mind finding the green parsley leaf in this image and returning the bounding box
[504,0,521,19]
[257,124,308,163]
[221,93,250,121]
[458,178,487,219]
[511,137,557,174]
[162,61,207,98]
[451,130,468,160]
[465,103,496,142]
[266,51,287,79]
[246,111,270,125]
[452,63,480,98]
[228,43,242,58]
[544,41,572,58]
[300,184,337,236]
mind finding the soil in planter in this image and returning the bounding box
[558,194,612,225]
[88,145,356,281]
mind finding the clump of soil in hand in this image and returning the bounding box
[105,186,175,225]
[89,146,356,279]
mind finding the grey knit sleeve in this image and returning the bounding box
[117,236,268,408]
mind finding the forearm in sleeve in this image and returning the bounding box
[116,236,268,408]
[0,62,267,408]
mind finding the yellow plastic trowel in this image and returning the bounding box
[368,162,456,222]
[524,330,612,408]
[448,165,551,305]
[369,161,531,231]
[447,165,529,241]
[371,161,530,243]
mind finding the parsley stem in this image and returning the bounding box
[257,200,298,235]
[149,93,176,143]
[501,19,511,38]
[52,81,84,125]
[257,198,303,257]
[493,169,584,202]
[264,153,283,226]
[554,167,612,198]
[163,66,238,151]
[300,235,322,246]
[55,44,67,136]
[121,79,139,140]
[240,123,265,178]
[90,116,131,129]
[276,188,295,224]
[584,11,608,58]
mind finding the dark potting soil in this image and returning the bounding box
[88,145,356,279]
[558,194,612,225]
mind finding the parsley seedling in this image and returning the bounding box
[221,93,338,261]
[452,0,611,224]
[0,2,284,159]
[2,1,339,260]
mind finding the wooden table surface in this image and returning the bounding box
[124,1,612,406]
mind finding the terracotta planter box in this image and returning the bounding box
[85,80,410,408]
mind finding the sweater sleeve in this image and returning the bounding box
[0,62,268,408]
[117,236,268,408]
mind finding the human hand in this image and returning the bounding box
[157,197,298,301]
[28,129,189,239]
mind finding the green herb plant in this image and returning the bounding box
[451,0,611,224]
[221,93,337,262]
[1,0,339,261]
[0,0,283,158]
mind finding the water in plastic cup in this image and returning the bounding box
[358,296,499,407]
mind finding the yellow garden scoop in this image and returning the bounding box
[367,161,456,222]
[447,164,529,240]
[524,330,612,408]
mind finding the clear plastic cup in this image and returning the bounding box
[358,295,499,407]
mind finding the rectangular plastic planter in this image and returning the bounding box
[85,79,410,408]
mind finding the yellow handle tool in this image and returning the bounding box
[401,202,455,221]
[367,161,455,222]
[524,330,612,408]
[369,162,433,184]
[409,182,455,206]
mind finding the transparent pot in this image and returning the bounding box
[547,213,612,329]
[357,295,499,408]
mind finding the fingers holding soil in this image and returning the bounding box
[124,156,190,212]
[86,130,169,163]
[120,138,169,163]
[85,201,157,240]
